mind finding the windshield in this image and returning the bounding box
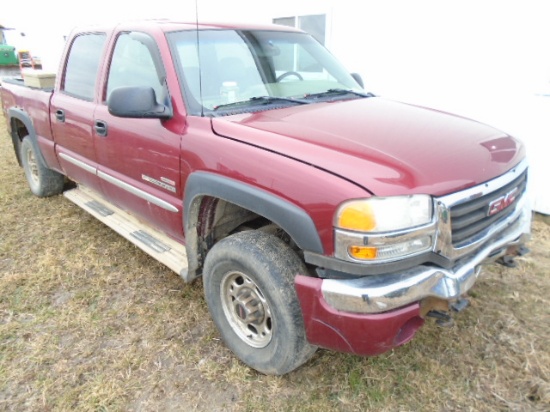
[167,29,364,115]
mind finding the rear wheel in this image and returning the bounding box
[20,137,64,197]
[203,230,316,375]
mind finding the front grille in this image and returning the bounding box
[450,170,527,246]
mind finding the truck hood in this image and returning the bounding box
[211,97,525,197]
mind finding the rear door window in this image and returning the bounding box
[63,33,106,101]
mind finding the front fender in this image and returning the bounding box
[183,171,324,276]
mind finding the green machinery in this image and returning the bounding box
[0,24,19,67]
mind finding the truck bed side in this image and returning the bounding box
[0,78,60,170]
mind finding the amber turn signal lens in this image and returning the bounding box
[348,245,378,260]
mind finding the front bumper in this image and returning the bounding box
[320,201,531,314]
[295,276,424,356]
[294,201,530,355]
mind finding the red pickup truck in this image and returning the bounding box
[0,20,531,375]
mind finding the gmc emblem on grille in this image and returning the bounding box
[487,187,519,216]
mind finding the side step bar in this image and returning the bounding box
[64,186,189,280]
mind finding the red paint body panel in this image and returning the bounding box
[212,98,525,197]
[0,84,63,172]
[181,116,368,254]
[295,275,424,355]
[50,93,104,192]
[93,105,184,240]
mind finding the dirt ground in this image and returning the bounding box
[0,111,549,411]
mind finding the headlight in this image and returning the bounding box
[334,195,435,263]
[335,195,433,232]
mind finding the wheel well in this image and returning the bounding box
[11,117,29,141]
[187,196,300,279]
[9,117,29,166]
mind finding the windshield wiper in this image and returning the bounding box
[214,96,309,111]
[250,96,310,104]
[304,89,375,100]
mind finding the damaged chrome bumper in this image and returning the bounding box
[321,202,531,314]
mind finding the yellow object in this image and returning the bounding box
[337,201,376,231]
[348,245,378,260]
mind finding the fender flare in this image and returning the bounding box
[183,171,324,276]
[7,107,42,166]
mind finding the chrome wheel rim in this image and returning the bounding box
[26,146,39,184]
[220,270,272,348]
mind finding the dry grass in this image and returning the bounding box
[0,111,549,411]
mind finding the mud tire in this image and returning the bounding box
[203,230,317,375]
[20,137,64,197]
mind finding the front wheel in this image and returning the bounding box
[20,137,64,197]
[203,230,316,375]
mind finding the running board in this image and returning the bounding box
[64,186,189,280]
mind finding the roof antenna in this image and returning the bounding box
[195,0,204,117]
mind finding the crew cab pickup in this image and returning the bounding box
[0,20,531,375]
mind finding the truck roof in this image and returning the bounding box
[71,19,303,35]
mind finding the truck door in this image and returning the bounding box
[93,32,183,240]
[50,33,106,191]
